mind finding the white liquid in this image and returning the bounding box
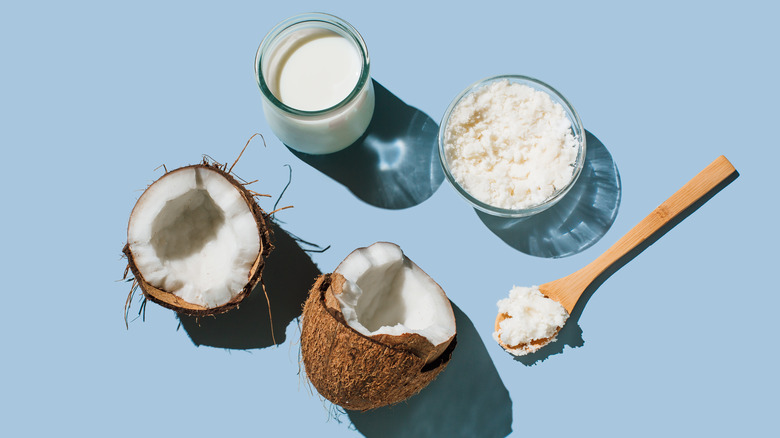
[260,26,375,154]
[276,34,361,111]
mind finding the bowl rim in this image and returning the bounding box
[437,74,587,218]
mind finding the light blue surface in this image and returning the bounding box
[1,1,777,436]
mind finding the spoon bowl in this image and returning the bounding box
[495,155,738,355]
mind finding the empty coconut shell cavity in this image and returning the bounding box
[124,161,272,316]
[301,242,457,411]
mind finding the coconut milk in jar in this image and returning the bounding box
[256,13,375,154]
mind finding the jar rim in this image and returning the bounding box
[255,12,371,117]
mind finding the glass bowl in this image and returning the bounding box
[438,74,586,218]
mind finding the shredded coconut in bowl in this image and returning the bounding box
[443,79,579,210]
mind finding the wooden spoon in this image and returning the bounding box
[496,155,738,354]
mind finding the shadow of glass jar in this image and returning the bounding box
[289,80,444,210]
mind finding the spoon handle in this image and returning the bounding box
[547,155,738,312]
[578,155,737,287]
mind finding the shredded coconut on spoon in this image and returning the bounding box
[493,286,569,356]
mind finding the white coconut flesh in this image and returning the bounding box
[334,242,456,349]
[127,166,261,308]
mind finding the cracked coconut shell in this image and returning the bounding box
[123,161,272,317]
[301,273,456,411]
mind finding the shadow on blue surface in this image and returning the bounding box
[477,131,621,258]
[346,303,512,438]
[289,80,443,209]
[178,221,321,349]
[512,160,739,365]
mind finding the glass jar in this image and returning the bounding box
[255,13,375,155]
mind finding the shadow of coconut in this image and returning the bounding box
[346,303,512,438]
[178,221,321,349]
[511,164,739,365]
[289,80,444,210]
[477,131,621,258]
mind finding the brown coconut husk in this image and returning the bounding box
[301,273,456,411]
[123,160,273,317]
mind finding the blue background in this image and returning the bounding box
[2,1,777,436]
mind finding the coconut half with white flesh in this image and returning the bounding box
[301,242,457,411]
[123,162,272,316]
